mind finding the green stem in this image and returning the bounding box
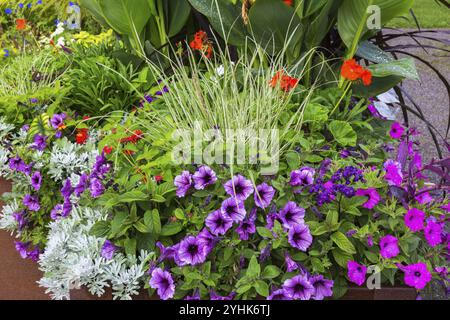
[330,82,352,116]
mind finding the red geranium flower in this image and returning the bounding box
[190,30,213,59]
[16,19,27,31]
[103,146,113,155]
[75,128,89,145]
[341,59,373,86]
[270,70,299,92]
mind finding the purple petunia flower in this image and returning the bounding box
[174,171,192,198]
[347,261,367,286]
[89,178,104,198]
[367,235,374,247]
[309,275,334,300]
[184,292,201,300]
[210,291,236,300]
[284,252,299,272]
[384,160,403,187]
[404,208,425,232]
[290,167,315,187]
[149,268,175,300]
[379,235,400,259]
[402,262,432,290]
[355,188,381,209]
[50,113,66,130]
[9,156,27,172]
[197,228,218,255]
[15,241,29,259]
[23,194,40,212]
[30,171,42,191]
[31,134,47,151]
[13,210,27,231]
[236,208,257,241]
[424,220,443,247]
[27,246,40,262]
[74,173,89,197]
[254,183,275,209]
[415,190,433,205]
[221,198,246,223]
[61,179,73,199]
[267,289,291,300]
[62,198,73,216]
[224,174,254,201]
[91,152,110,179]
[205,210,233,236]
[178,236,208,266]
[389,122,404,139]
[192,165,217,190]
[288,223,312,251]
[101,240,118,260]
[282,275,315,300]
[279,202,305,229]
[50,204,64,220]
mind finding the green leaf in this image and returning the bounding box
[303,103,329,123]
[167,0,191,37]
[144,209,161,236]
[160,221,183,236]
[331,232,356,254]
[262,265,281,279]
[124,238,137,256]
[328,120,357,147]
[246,256,261,278]
[368,58,419,80]
[90,221,110,238]
[332,276,348,299]
[256,227,274,239]
[254,280,269,297]
[110,211,129,237]
[332,248,353,268]
[356,41,394,63]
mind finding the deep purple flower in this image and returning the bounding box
[236,209,256,240]
[89,178,104,198]
[91,152,110,179]
[290,167,315,187]
[50,204,64,220]
[184,292,201,300]
[254,183,275,209]
[288,223,312,251]
[384,160,403,187]
[174,171,192,198]
[192,165,217,190]
[367,235,374,247]
[13,210,27,230]
[27,246,40,262]
[284,252,299,272]
[267,289,291,300]
[205,210,233,236]
[221,198,246,223]
[15,241,29,259]
[31,134,47,151]
[404,208,425,232]
[347,261,367,286]
[101,240,117,260]
[402,263,432,290]
[355,188,381,209]
[309,275,334,300]
[279,202,305,229]
[60,179,73,199]
[50,113,66,130]
[9,156,26,172]
[62,199,73,217]
[282,275,315,300]
[74,173,89,197]
[210,291,236,300]
[379,235,400,259]
[178,236,208,266]
[389,122,404,139]
[224,174,254,201]
[149,268,175,300]
[424,220,443,247]
[318,159,332,178]
[23,194,40,212]
[30,171,42,191]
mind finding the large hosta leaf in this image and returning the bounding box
[356,41,394,63]
[338,0,414,49]
[368,58,419,80]
[167,0,191,37]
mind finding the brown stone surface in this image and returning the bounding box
[342,286,417,300]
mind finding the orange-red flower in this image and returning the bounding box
[103,146,113,155]
[341,59,373,86]
[75,128,89,145]
[270,70,299,92]
[283,0,293,6]
[16,19,27,31]
[120,130,144,144]
[190,30,213,59]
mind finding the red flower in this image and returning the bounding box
[341,59,373,86]
[83,116,90,121]
[190,30,213,59]
[16,19,27,31]
[283,0,293,6]
[75,128,89,145]
[155,175,163,182]
[270,70,299,92]
[103,146,113,155]
[120,130,144,144]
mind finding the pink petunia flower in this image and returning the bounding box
[389,122,404,139]
[355,188,381,209]
[404,208,425,232]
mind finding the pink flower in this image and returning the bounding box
[355,188,381,209]
[404,208,425,232]
[424,220,443,247]
[402,263,432,290]
[379,235,400,259]
[415,190,433,205]
[384,160,403,187]
[347,261,367,286]
[389,122,404,139]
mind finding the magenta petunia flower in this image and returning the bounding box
[221,197,246,223]
[30,171,42,191]
[224,174,254,201]
[379,235,400,259]
[415,190,433,205]
[205,210,233,236]
[174,171,192,198]
[402,262,432,290]
[347,261,367,286]
[192,165,217,190]
[290,167,315,187]
[149,268,175,300]
[424,220,443,247]
[404,208,425,232]
[355,188,381,209]
[383,160,403,187]
[101,240,117,260]
[288,223,312,251]
[309,275,334,300]
[279,201,305,229]
[389,122,404,139]
[178,236,208,266]
[254,183,275,209]
[282,275,315,300]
